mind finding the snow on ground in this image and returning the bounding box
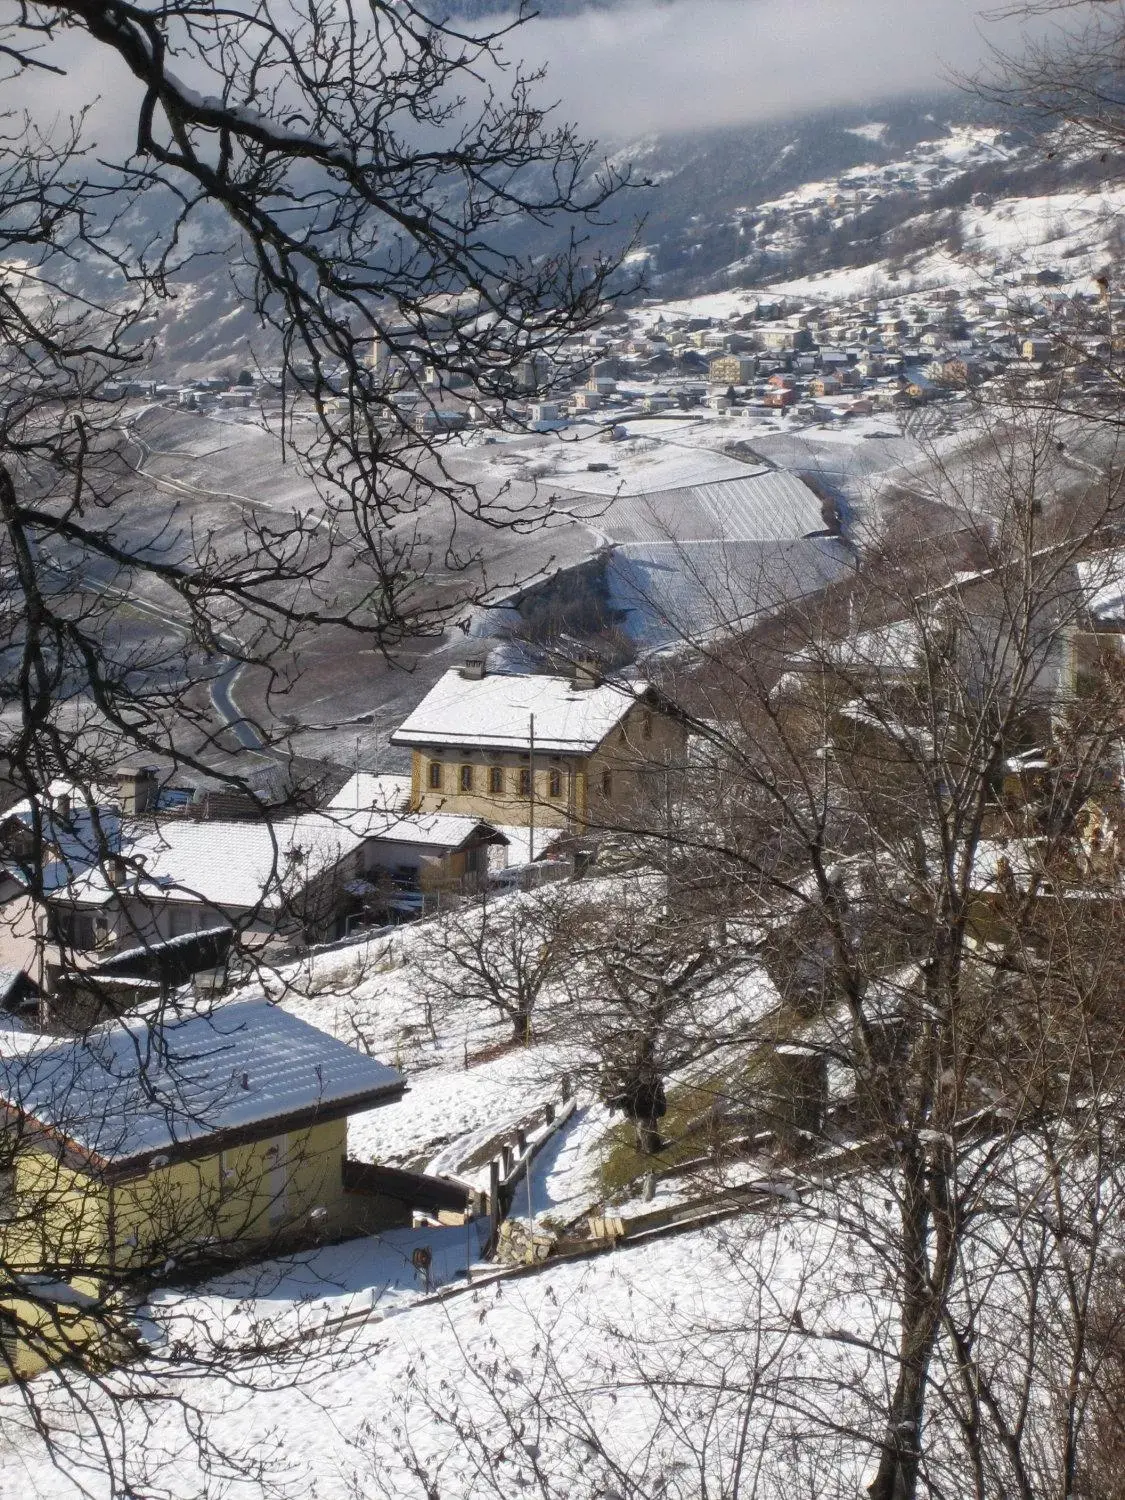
[0,1210,884,1500]
[351,1042,562,1174]
[845,122,888,143]
[143,1219,489,1353]
[961,185,1125,272]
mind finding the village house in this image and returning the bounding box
[0,998,428,1379]
[390,657,687,833]
[708,354,756,386]
[0,772,504,995]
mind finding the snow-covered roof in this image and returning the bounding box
[0,780,121,895]
[363,812,507,850]
[67,812,378,912]
[7,783,501,911]
[326,773,412,815]
[0,997,404,1167]
[601,470,826,546]
[391,670,647,755]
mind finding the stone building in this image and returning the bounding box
[390,658,687,833]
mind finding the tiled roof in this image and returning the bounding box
[391,670,645,755]
[0,998,404,1165]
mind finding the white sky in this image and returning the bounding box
[502,0,1057,140]
[2,0,1073,162]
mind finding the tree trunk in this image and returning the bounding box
[511,1009,533,1045]
[632,1116,665,1155]
[868,1155,944,1500]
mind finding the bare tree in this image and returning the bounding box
[0,1,634,1486]
[0,0,633,981]
[555,878,756,1155]
[416,885,572,1046]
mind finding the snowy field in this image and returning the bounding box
[0,1209,887,1500]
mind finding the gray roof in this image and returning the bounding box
[601,470,827,546]
[607,537,852,648]
[0,998,404,1166]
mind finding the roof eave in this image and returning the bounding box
[2,1079,408,1184]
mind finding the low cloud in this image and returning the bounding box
[501,0,1052,140]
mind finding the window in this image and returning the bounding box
[518,767,532,797]
[548,768,563,799]
[51,909,95,950]
[641,710,653,741]
[459,764,474,793]
[489,766,504,794]
[428,761,443,791]
[601,769,613,799]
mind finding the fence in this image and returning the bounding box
[483,1098,578,1255]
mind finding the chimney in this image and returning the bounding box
[118,766,158,816]
[572,654,602,691]
[53,791,71,822]
[106,854,128,886]
[460,654,488,681]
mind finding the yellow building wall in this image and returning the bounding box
[7,1149,110,1275]
[411,748,583,830]
[0,1286,111,1382]
[0,1118,402,1383]
[4,1120,352,1279]
[1,1151,116,1383]
[109,1117,352,1267]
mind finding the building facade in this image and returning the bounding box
[391,661,687,833]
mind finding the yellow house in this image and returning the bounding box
[390,658,687,833]
[0,998,406,1379]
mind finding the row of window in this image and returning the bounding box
[428,763,614,799]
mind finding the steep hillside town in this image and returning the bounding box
[1,0,1125,1497]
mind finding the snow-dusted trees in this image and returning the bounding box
[413,402,1125,1500]
[636,404,1125,1500]
[0,0,630,1484]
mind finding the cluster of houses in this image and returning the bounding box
[0,655,684,1015]
[0,654,684,1378]
[114,255,1119,446]
[2,540,1123,1383]
[526,274,1120,435]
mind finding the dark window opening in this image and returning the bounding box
[0,1313,19,1369]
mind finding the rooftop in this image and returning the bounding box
[0,997,405,1167]
[391,669,648,755]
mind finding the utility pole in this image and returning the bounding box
[528,712,536,867]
